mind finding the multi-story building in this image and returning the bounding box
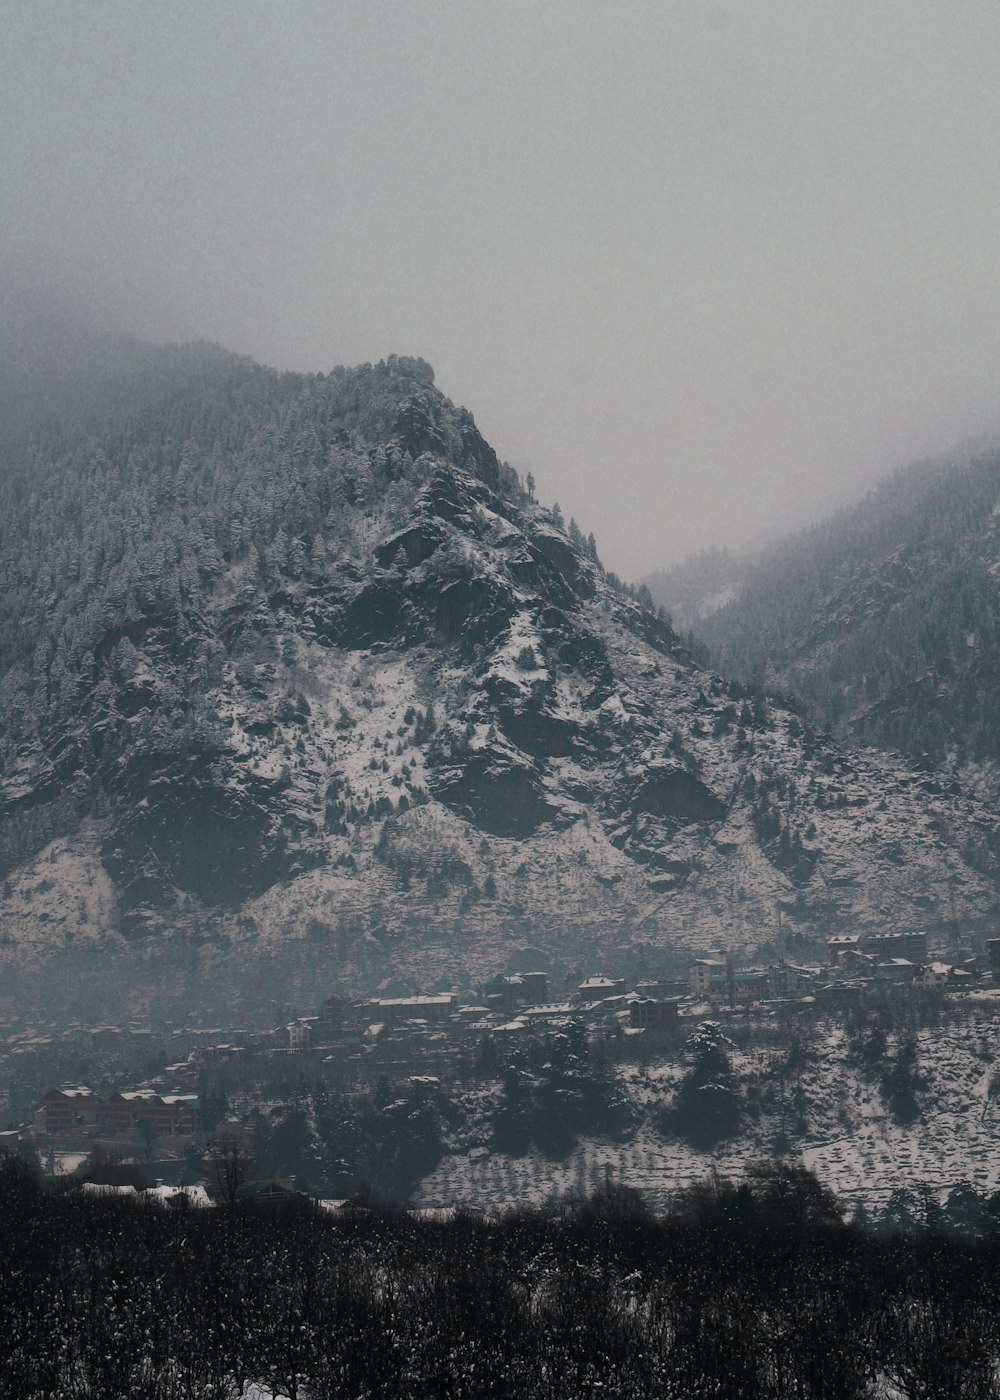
[369,994,456,1026]
[628,997,681,1032]
[826,935,861,967]
[35,1086,199,1144]
[862,931,927,963]
[706,970,769,1006]
[576,975,626,1002]
[286,1018,318,1050]
[37,1086,101,1137]
[689,959,726,997]
[874,958,919,984]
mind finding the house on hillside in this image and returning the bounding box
[483,971,550,1012]
[316,994,356,1042]
[576,975,626,1002]
[826,935,861,967]
[706,970,769,1007]
[628,997,681,1033]
[874,958,918,984]
[370,994,456,1025]
[923,962,974,990]
[689,959,726,997]
[863,931,927,963]
[286,1017,318,1050]
[766,963,817,998]
[90,1026,123,1051]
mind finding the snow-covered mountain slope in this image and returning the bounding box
[1,349,998,989]
[647,443,1000,777]
[416,997,1000,1213]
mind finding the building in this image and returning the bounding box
[369,994,456,1026]
[826,935,861,967]
[635,977,688,999]
[37,1087,101,1137]
[519,971,550,1004]
[628,998,681,1033]
[90,1026,123,1051]
[815,982,865,1009]
[102,1091,199,1138]
[576,975,626,1002]
[286,1017,318,1050]
[316,995,352,1042]
[923,961,950,989]
[483,975,528,1014]
[689,959,726,997]
[706,970,769,1007]
[766,964,817,999]
[923,961,974,990]
[35,1087,199,1143]
[874,958,919,984]
[832,947,873,975]
[518,1003,577,1026]
[862,931,927,963]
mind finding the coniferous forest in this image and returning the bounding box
[0,347,495,881]
[649,447,1000,770]
[4,1151,1000,1399]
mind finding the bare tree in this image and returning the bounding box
[209,1130,250,1209]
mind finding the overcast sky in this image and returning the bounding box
[4,1,1000,575]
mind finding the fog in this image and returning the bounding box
[4,0,1000,575]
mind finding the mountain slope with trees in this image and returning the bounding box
[1,344,998,1003]
[646,443,1000,776]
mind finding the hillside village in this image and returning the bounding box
[3,926,1000,1215]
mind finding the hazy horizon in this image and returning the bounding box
[5,1,1000,575]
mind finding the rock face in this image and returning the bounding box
[1,347,999,983]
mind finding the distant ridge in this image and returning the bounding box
[647,441,1000,776]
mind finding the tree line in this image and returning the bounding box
[4,1150,1000,1398]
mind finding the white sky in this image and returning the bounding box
[4,0,1000,575]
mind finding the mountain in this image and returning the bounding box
[643,547,745,636]
[646,444,1000,781]
[2,346,999,1010]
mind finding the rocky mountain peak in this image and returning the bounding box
[1,346,998,1001]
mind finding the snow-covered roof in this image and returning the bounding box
[144,1184,211,1207]
[372,994,455,1008]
